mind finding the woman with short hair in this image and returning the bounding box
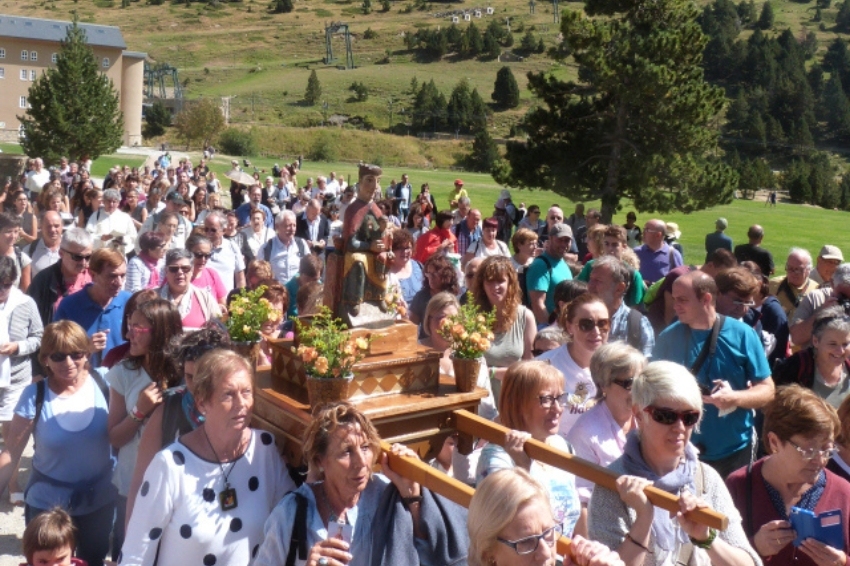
[387,229,422,309]
[590,361,758,566]
[409,252,460,325]
[125,232,167,293]
[462,217,511,267]
[160,248,221,331]
[413,211,458,263]
[510,227,539,273]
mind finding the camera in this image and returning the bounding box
[837,296,850,315]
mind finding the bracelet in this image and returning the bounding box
[401,495,423,509]
[130,405,146,423]
[626,533,653,554]
[690,528,717,549]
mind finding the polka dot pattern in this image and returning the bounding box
[203,488,216,502]
[261,432,273,445]
[230,518,242,532]
[252,545,259,558]
[203,554,217,566]
[140,481,150,496]
[149,527,163,540]
[248,476,259,491]
[180,524,192,539]
[173,450,185,465]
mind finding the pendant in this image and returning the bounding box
[219,484,238,511]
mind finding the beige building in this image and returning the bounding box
[0,15,145,146]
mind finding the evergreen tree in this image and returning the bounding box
[781,159,812,203]
[757,1,774,29]
[469,129,500,172]
[520,29,538,52]
[270,0,293,13]
[504,32,515,47]
[447,79,473,132]
[143,101,172,139]
[466,23,484,56]
[362,0,372,15]
[469,88,489,133]
[737,0,757,26]
[822,74,850,135]
[19,19,123,164]
[304,70,322,106]
[839,173,850,210]
[492,66,521,108]
[446,23,462,47]
[483,30,502,59]
[838,0,850,32]
[496,0,735,220]
[412,80,447,132]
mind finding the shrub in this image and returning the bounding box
[219,127,257,156]
[309,131,338,161]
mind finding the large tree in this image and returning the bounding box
[19,19,123,164]
[495,0,736,221]
[174,98,225,149]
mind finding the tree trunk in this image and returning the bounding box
[600,102,627,224]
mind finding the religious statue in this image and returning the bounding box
[328,163,396,328]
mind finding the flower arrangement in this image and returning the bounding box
[224,285,283,342]
[385,287,408,319]
[293,306,370,379]
[439,294,496,360]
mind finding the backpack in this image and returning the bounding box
[33,372,110,434]
[521,254,554,308]
[262,237,309,262]
[626,307,643,350]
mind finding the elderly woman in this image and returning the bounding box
[125,232,167,293]
[106,298,183,559]
[240,208,274,259]
[122,349,296,565]
[510,227,540,273]
[159,249,221,331]
[387,229,423,309]
[0,321,114,566]
[255,401,467,566]
[774,306,850,407]
[184,234,227,308]
[0,256,43,505]
[727,385,850,565]
[536,293,610,437]
[590,361,759,566]
[470,468,625,566]
[409,252,460,325]
[477,360,583,537]
[567,342,645,505]
[462,217,511,267]
[86,188,138,256]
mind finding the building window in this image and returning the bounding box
[0,122,5,129]
[19,96,27,108]
[30,51,37,61]
[20,50,27,61]
[30,70,36,81]
[102,58,110,68]
[51,53,57,64]
[20,69,27,80]
[0,68,4,79]
[0,48,5,59]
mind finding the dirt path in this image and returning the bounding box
[0,438,32,565]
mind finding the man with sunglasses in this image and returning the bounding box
[203,211,246,294]
[28,228,94,328]
[653,270,774,478]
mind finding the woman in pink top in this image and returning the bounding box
[185,234,227,309]
[159,248,221,331]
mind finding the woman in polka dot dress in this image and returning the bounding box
[120,349,296,566]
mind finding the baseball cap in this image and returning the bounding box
[548,223,573,240]
[166,192,186,205]
[715,217,728,230]
[454,179,464,186]
[820,245,844,261]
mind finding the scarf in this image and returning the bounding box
[138,252,160,288]
[159,284,192,319]
[0,288,32,387]
[622,430,698,552]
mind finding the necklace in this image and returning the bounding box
[202,426,243,511]
[320,483,347,525]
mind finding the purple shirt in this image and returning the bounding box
[633,242,683,284]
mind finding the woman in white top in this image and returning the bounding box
[86,189,138,256]
[510,228,539,273]
[462,217,510,267]
[155,210,180,250]
[240,208,274,259]
[535,293,610,439]
[106,298,183,559]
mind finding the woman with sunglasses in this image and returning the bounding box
[106,298,182,559]
[469,468,624,566]
[535,293,610,437]
[159,249,221,331]
[773,306,850,408]
[186,234,228,309]
[589,361,758,566]
[125,231,167,293]
[0,321,115,566]
[727,385,850,566]
[477,360,584,538]
[567,342,645,505]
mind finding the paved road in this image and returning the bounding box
[0,438,32,566]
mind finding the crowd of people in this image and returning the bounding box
[0,153,848,566]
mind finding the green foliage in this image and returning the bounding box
[225,285,281,342]
[837,0,850,32]
[780,153,836,207]
[218,127,257,156]
[411,79,447,132]
[497,0,735,221]
[174,98,225,149]
[304,70,322,106]
[822,74,850,136]
[737,157,773,198]
[19,19,123,164]
[483,30,502,59]
[737,0,757,26]
[143,101,172,139]
[469,129,500,173]
[447,79,473,132]
[381,0,391,11]
[469,88,489,133]
[757,1,773,30]
[492,66,520,108]
[309,131,338,161]
[362,0,372,14]
[348,81,369,101]
[520,29,538,52]
[269,0,292,13]
[292,307,370,378]
[363,27,378,39]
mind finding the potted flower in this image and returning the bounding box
[224,285,283,367]
[293,306,370,406]
[438,294,496,392]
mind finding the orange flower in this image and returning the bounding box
[314,356,329,375]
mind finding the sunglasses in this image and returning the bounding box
[63,250,92,263]
[576,318,610,333]
[167,265,192,274]
[128,323,152,334]
[611,378,634,391]
[643,406,700,427]
[48,351,87,363]
[193,252,212,261]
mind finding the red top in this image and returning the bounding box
[413,229,457,263]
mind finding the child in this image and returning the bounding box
[21,507,86,566]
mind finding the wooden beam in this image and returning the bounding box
[453,409,729,531]
[379,440,575,557]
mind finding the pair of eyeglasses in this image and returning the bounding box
[498,524,563,556]
[62,249,92,263]
[732,298,756,307]
[168,265,192,274]
[193,252,212,260]
[576,318,610,333]
[785,265,808,274]
[128,323,152,334]
[787,439,837,461]
[643,406,701,427]
[48,351,87,362]
[538,393,569,410]
[611,378,634,391]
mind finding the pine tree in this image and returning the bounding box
[492,66,521,108]
[469,129,500,172]
[520,29,537,52]
[469,88,489,133]
[19,19,123,164]
[483,30,502,59]
[270,0,293,13]
[496,0,735,220]
[362,0,372,15]
[143,101,172,139]
[447,79,473,132]
[757,1,774,30]
[822,74,850,135]
[465,23,484,56]
[304,70,322,106]
[838,0,850,32]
